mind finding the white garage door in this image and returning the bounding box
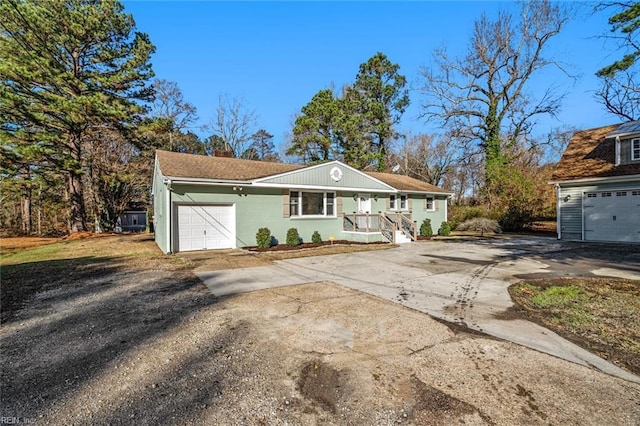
[584,190,640,242]
[177,205,236,251]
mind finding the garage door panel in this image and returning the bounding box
[177,205,236,251]
[584,190,640,242]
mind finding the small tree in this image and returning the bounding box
[286,228,301,246]
[438,221,452,236]
[420,219,433,238]
[311,231,323,244]
[256,227,272,249]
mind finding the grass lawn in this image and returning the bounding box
[509,277,640,376]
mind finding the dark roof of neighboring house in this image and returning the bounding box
[551,123,640,182]
[366,172,452,194]
[156,150,302,180]
[156,150,451,193]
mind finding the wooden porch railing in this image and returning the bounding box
[342,213,396,243]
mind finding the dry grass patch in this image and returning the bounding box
[509,277,640,375]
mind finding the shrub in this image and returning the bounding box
[448,205,493,230]
[420,219,433,238]
[256,227,272,248]
[311,231,322,244]
[498,205,535,232]
[286,227,301,246]
[438,221,452,236]
[456,218,502,235]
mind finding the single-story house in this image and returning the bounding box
[152,150,452,253]
[550,120,640,243]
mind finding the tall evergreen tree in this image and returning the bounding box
[350,52,409,171]
[288,89,340,164]
[0,0,155,232]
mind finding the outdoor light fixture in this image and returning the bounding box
[373,195,378,201]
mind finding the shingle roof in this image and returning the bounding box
[366,172,452,194]
[156,150,303,181]
[156,150,451,193]
[551,124,640,182]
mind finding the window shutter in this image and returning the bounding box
[424,196,428,210]
[337,194,343,215]
[408,197,413,210]
[386,196,391,210]
[435,198,440,211]
[282,190,290,218]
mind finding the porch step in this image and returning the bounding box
[394,230,412,244]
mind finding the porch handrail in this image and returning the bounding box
[398,213,417,241]
[379,214,397,244]
[342,213,396,243]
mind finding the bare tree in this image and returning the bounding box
[594,2,639,120]
[209,94,257,157]
[388,133,459,187]
[150,79,199,132]
[419,0,571,182]
[596,69,640,120]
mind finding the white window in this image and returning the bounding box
[399,194,407,210]
[602,192,612,197]
[389,194,396,210]
[289,191,335,217]
[616,191,627,197]
[425,196,435,211]
[586,193,597,198]
[632,138,640,161]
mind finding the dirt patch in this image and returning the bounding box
[407,376,483,424]
[0,236,62,256]
[297,360,341,413]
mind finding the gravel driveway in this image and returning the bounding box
[2,235,639,425]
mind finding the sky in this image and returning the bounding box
[123,1,622,155]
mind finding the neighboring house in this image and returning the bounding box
[152,150,452,253]
[116,202,147,233]
[551,121,640,243]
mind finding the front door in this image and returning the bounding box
[357,194,371,213]
[357,194,372,230]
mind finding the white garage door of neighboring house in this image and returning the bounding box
[177,205,236,251]
[584,190,640,242]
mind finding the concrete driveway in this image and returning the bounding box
[196,236,640,383]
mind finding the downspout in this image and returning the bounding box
[555,183,561,240]
[164,178,172,253]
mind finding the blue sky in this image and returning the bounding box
[124,1,619,153]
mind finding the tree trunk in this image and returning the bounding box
[21,193,31,235]
[68,172,86,233]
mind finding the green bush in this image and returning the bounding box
[286,227,301,246]
[498,205,535,232]
[311,231,322,244]
[420,219,433,238]
[438,221,451,236]
[256,227,272,249]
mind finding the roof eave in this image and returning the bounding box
[163,176,254,185]
[549,173,640,185]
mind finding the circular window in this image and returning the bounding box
[330,166,343,182]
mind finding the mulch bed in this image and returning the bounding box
[245,240,388,252]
